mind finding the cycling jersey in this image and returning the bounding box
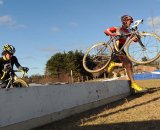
[0,56,22,78]
[104,26,131,63]
[104,26,131,44]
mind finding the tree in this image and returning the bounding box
[45,50,92,80]
[45,53,66,77]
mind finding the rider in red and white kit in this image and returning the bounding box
[104,15,143,92]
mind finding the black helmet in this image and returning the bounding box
[3,44,16,55]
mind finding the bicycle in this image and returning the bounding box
[83,19,160,73]
[0,69,29,89]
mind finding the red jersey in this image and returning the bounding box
[104,26,131,44]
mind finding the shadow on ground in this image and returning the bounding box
[33,120,160,130]
[33,87,160,130]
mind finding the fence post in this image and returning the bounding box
[71,70,74,83]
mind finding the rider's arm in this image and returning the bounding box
[104,26,117,36]
[129,32,138,42]
[12,56,23,70]
[12,56,29,72]
[0,58,4,79]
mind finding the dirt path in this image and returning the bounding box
[34,79,160,130]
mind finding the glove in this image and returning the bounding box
[19,67,29,72]
[4,64,12,72]
[22,67,29,72]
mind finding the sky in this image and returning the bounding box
[0,0,160,76]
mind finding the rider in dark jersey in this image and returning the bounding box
[104,15,143,92]
[0,44,29,88]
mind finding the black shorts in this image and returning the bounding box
[112,43,126,63]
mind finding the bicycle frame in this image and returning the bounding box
[3,70,27,89]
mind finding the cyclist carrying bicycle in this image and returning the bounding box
[104,15,143,92]
[0,44,29,88]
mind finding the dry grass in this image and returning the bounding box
[33,79,160,130]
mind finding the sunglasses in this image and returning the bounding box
[8,53,13,56]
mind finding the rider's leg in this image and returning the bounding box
[115,43,143,92]
[107,61,122,73]
[122,56,143,92]
[107,43,123,73]
[107,51,123,73]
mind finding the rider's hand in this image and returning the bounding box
[131,36,138,42]
[22,67,29,73]
[19,67,29,73]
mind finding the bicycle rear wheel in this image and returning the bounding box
[83,42,112,73]
[126,32,160,64]
[13,78,29,88]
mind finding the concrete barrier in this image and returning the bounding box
[0,80,130,130]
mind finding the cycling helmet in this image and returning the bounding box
[3,44,16,55]
[121,15,133,24]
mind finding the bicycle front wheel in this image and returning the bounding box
[13,78,29,88]
[83,42,112,73]
[126,32,160,64]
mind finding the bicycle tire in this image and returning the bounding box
[126,32,160,64]
[83,42,112,73]
[13,78,29,88]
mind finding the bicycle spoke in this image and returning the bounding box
[83,42,112,73]
[127,32,160,64]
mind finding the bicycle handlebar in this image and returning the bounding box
[132,19,143,28]
[14,69,28,78]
